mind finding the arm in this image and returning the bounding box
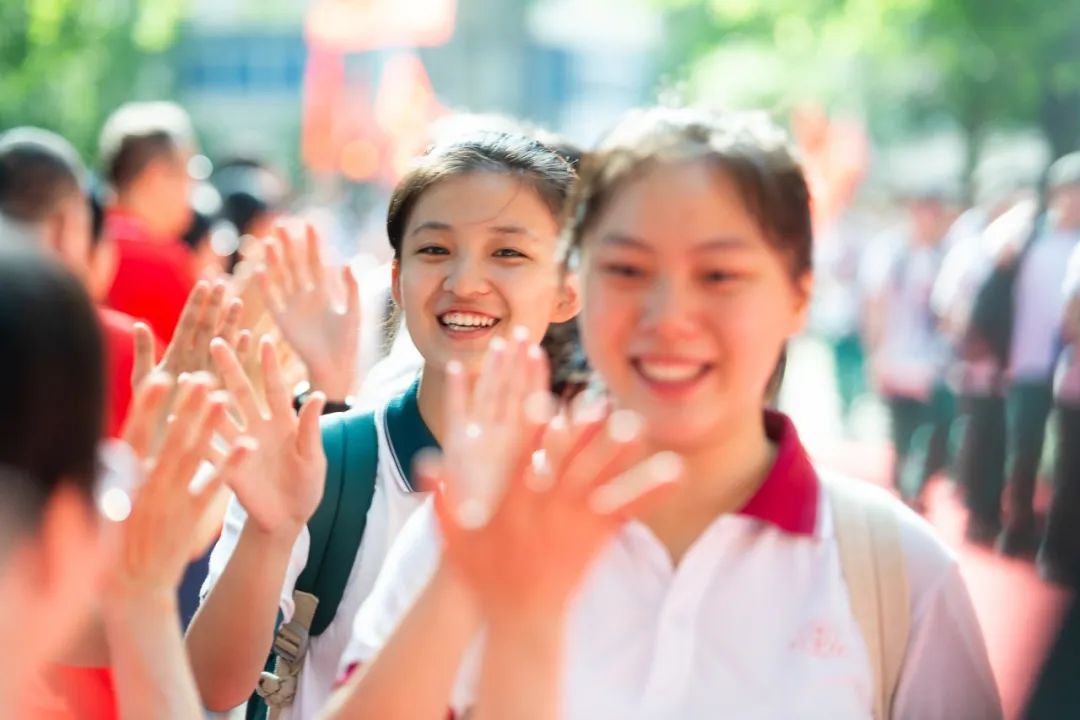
[184,521,301,710]
[321,562,481,720]
[472,610,564,720]
[185,337,327,710]
[104,590,203,720]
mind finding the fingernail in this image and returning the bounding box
[489,336,506,352]
[647,451,683,485]
[527,344,543,360]
[447,359,463,375]
[513,325,529,342]
[607,409,643,443]
[464,422,483,440]
[178,372,192,384]
[456,498,489,529]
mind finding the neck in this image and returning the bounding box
[650,410,776,518]
[417,365,449,446]
[113,194,169,240]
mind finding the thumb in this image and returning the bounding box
[343,265,361,321]
[131,322,156,390]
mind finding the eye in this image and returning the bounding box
[493,247,529,259]
[702,269,738,284]
[416,245,450,256]
[601,262,646,279]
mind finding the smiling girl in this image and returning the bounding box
[186,131,580,719]
[328,109,1001,720]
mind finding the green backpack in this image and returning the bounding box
[246,410,379,720]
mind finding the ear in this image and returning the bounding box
[390,259,403,308]
[550,271,581,324]
[788,270,814,335]
[42,211,67,257]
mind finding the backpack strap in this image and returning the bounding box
[824,473,910,720]
[250,411,380,719]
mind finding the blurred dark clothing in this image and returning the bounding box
[1025,597,1080,719]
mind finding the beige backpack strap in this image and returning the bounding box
[256,590,319,719]
[825,474,910,720]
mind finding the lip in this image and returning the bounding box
[436,308,503,342]
[630,357,713,398]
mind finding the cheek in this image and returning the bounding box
[578,279,634,371]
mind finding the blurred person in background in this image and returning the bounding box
[863,188,958,509]
[998,153,1080,557]
[932,174,1033,544]
[99,101,199,342]
[0,127,141,440]
[0,242,256,719]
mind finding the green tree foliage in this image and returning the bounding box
[654,0,1080,171]
[0,0,186,164]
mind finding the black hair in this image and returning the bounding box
[0,128,86,224]
[98,102,193,191]
[181,210,214,250]
[0,243,104,529]
[386,131,575,259]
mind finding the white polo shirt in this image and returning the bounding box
[341,412,1001,720]
[1011,228,1080,382]
[200,382,434,720]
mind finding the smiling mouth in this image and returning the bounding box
[438,311,501,333]
[632,359,712,387]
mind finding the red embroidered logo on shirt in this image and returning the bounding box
[790,622,847,659]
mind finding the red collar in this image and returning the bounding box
[736,411,819,536]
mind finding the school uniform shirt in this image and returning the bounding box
[1010,227,1080,383]
[341,411,1001,720]
[103,208,196,342]
[200,381,434,720]
[1055,244,1080,404]
[864,234,949,400]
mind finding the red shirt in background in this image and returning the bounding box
[98,308,138,438]
[104,208,195,342]
[23,666,118,720]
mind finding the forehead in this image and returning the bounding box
[406,172,558,234]
[587,159,764,249]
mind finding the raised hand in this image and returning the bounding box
[420,331,682,620]
[107,374,256,597]
[258,223,360,400]
[131,280,244,389]
[210,334,327,538]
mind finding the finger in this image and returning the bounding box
[415,455,465,536]
[131,322,156,389]
[497,326,533,423]
[265,236,294,296]
[444,360,468,453]
[342,264,360,320]
[171,399,226,493]
[216,297,244,345]
[553,410,645,499]
[588,451,683,517]
[276,225,306,290]
[474,336,508,426]
[305,222,326,286]
[199,439,255,506]
[256,267,286,317]
[296,391,327,459]
[123,374,175,457]
[169,281,211,363]
[260,335,293,419]
[152,378,212,477]
[234,329,254,360]
[194,282,227,353]
[210,337,262,425]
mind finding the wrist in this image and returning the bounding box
[243,517,304,551]
[306,367,354,402]
[102,584,179,625]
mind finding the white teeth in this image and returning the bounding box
[637,361,706,383]
[440,312,498,329]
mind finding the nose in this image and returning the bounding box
[442,252,491,298]
[641,274,698,340]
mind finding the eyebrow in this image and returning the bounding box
[409,222,541,242]
[410,221,452,236]
[600,233,752,252]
